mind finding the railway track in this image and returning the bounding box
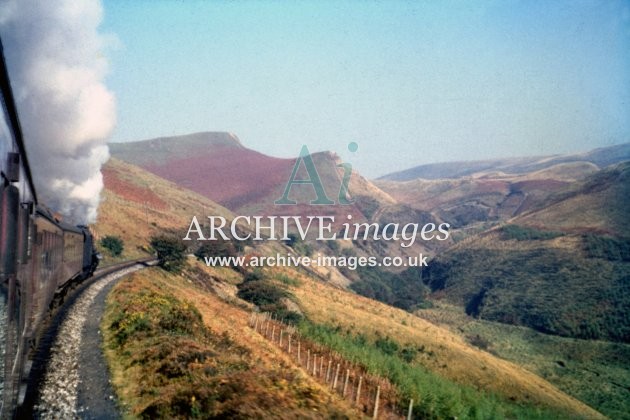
[0,293,6,403]
[15,258,155,419]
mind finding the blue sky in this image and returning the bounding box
[102,0,630,177]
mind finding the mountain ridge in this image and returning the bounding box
[379,142,630,181]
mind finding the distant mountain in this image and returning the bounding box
[375,144,630,232]
[109,132,429,239]
[379,143,630,181]
[423,162,630,342]
[110,132,296,210]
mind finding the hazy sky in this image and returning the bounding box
[102,0,630,178]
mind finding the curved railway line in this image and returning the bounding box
[0,294,5,404]
[18,259,155,418]
[1,257,155,418]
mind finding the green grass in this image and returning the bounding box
[274,272,301,287]
[500,225,563,241]
[417,303,630,419]
[298,320,572,419]
[424,245,630,342]
[350,266,428,311]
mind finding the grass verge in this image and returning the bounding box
[102,268,355,418]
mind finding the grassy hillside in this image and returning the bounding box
[108,133,453,268]
[111,133,360,217]
[423,163,630,342]
[517,161,630,235]
[416,301,630,419]
[103,267,357,418]
[95,157,236,262]
[376,146,630,241]
[424,235,630,341]
[109,132,246,166]
[93,158,606,418]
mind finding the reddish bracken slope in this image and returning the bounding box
[145,146,295,209]
[108,132,381,225]
[110,132,293,210]
[102,165,168,211]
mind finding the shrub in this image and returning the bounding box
[326,240,340,252]
[236,271,303,324]
[275,273,301,286]
[237,281,287,307]
[285,233,313,256]
[375,336,399,355]
[399,345,417,363]
[101,235,124,256]
[194,240,236,260]
[467,334,492,351]
[150,235,187,273]
[243,269,264,282]
[583,234,630,261]
[500,224,563,241]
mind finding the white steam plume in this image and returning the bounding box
[0,0,115,224]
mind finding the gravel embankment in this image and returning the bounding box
[0,292,6,398]
[34,265,143,419]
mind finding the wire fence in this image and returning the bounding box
[249,312,416,419]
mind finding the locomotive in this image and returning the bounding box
[0,39,99,416]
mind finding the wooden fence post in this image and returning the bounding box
[313,354,317,376]
[288,335,292,354]
[355,376,363,406]
[297,341,301,363]
[326,359,332,383]
[271,325,275,342]
[333,363,340,389]
[407,399,414,420]
[373,386,380,419]
[342,369,350,397]
[307,350,310,371]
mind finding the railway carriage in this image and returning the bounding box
[0,39,99,418]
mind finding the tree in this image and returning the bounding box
[194,240,236,261]
[101,235,124,256]
[150,235,187,273]
[285,233,313,256]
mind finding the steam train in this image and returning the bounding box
[0,39,99,416]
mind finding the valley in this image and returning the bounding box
[98,135,630,418]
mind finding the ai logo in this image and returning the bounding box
[274,142,358,205]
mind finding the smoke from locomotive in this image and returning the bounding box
[0,0,115,224]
